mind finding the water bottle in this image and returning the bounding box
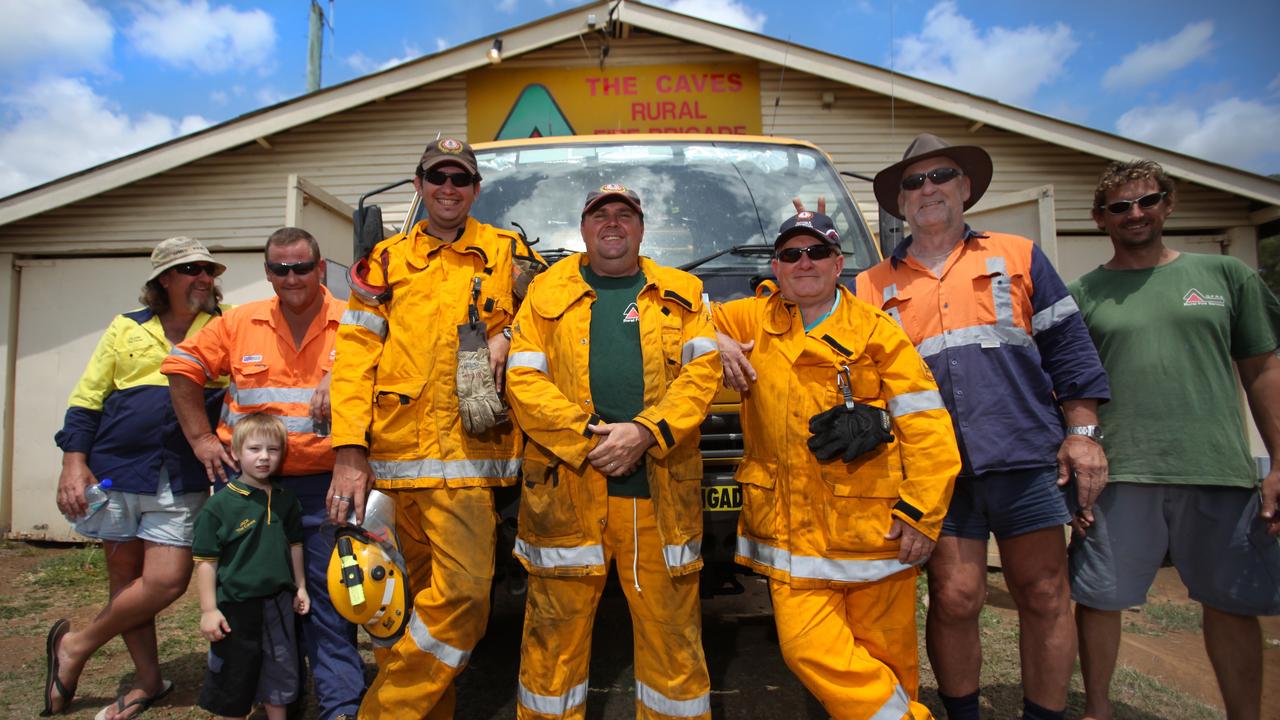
[66,478,112,522]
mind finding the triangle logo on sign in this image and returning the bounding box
[622,303,640,323]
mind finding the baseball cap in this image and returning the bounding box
[418,137,480,176]
[775,211,841,248]
[148,236,225,281]
[582,183,643,217]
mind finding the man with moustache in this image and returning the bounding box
[1069,160,1280,720]
[163,227,364,720]
[715,209,960,719]
[46,236,229,720]
[328,137,542,719]
[855,134,1111,720]
[505,184,720,719]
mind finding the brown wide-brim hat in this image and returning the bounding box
[873,133,993,220]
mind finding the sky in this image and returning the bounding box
[1,0,1277,198]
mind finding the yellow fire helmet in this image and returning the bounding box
[327,491,410,642]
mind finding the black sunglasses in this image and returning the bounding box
[776,244,839,263]
[901,167,963,191]
[173,262,219,277]
[422,169,477,188]
[1100,191,1167,215]
[266,260,318,277]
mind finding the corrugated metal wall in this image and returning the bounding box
[0,30,1254,257]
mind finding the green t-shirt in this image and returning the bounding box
[582,265,650,498]
[192,479,304,603]
[1069,253,1280,488]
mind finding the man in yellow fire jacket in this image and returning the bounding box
[327,137,542,719]
[716,210,960,720]
[505,184,722,719]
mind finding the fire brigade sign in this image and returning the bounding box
[467,62,762,140]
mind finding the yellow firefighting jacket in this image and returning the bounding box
[506,255,722,578]
[714,286,960,588]
[331,217,529,489]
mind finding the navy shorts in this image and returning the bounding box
[1070,483,1280,616]
[941,466,1071,540]
[198,591,301,716]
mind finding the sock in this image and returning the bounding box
[938,690,980,720]
[1022,697,1065,720]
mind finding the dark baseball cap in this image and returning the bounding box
[582,183,644,217]
[418,136,480,176]
[775,211,841,248]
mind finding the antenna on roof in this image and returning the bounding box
[768,37,790,137]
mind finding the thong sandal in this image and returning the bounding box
[93,679,173,720]
[40,618,74,716]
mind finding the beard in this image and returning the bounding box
[185,284,219,314]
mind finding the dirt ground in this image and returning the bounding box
[4,541,1276,719]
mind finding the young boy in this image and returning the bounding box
[192,413,310,720]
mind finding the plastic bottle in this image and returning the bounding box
[66,478,112,522]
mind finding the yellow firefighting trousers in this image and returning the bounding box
[517,495,711,719]
[358,487,497,720]
[769,570,933,720]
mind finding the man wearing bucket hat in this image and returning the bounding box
[713,208,959,719]
[46,236,230,719]
[855,134,1111,720]
[505,184,721,719]
[327,136,543,719]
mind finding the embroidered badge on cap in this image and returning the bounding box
[796,211,812,220]
[600,183,627,192]
[439,138,463,153]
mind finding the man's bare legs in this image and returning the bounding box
[1203,605,1262,720]
[998,527,1074,710]
[1075,604,1121,720]
[925,536,987,698]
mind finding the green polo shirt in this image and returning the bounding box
[192,479,304,603]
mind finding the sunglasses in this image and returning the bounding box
[266,260,318,277]
[1099,191,1167,215]
[422,169,477,188]
[173,262,219,277]
[776,244,840,263]
[901,167,963,191]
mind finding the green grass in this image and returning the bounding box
[1142,601,1202,633]
[28,545,106,589]
[1102,666,1221,720]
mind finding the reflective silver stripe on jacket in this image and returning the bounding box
[518,679,588,716]
[369,457,521,480]
[869,684,911,720]
[406,611,470,669]
[681,336,717,365]
[736,536,914,583]
[881,284,901,326]
[341,309,388,339]
[507,351,549,374]
[887,389,946,417]
[514,538,605,569]
[636,680,711,718]
[914,324,1034,359]
[168,348,212,380]
[233,386,316,405]
[986,256,1015,327]
[225,411,312,434]
[663,539,702,569]
[1031,295,1080,334]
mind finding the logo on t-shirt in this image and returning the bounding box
[234,518,256,535]
[622,303,640,323]
[1183,288,1225,307]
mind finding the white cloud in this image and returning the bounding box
[125,0,275,74]
[435,38,451,53]
[894,1,1077,107]
[1268,74,1280,95]
[0,0,114,74]
[650,0,766,33]
[254,86,290,106]
[0,77,210,197]
[345,46,423,75]
[1101,21,1213,92]
[497,0,518,12]
[1116,97,1280,173]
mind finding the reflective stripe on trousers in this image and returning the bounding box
[737,535,915,584]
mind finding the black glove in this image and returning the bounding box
[807,402,894,462]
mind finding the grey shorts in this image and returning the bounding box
[74,469,208,546]
[1069,482,1280,616]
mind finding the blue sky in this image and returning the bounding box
[1,0,1277,197]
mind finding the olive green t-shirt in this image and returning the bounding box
[1069,253,1280,488]
[191,479,304,603]
[582,265,650,498]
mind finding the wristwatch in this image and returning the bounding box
[501,326,513,340]
[1067,425,1104,441]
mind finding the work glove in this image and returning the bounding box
[807,402,894,463]
[511,237,548,301]
[456,321,505,434]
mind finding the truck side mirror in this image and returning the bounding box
[353,204,385,260]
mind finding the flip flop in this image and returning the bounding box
[40,618,74,717]
[92,679,174,720]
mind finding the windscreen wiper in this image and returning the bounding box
[678,244,775,272]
